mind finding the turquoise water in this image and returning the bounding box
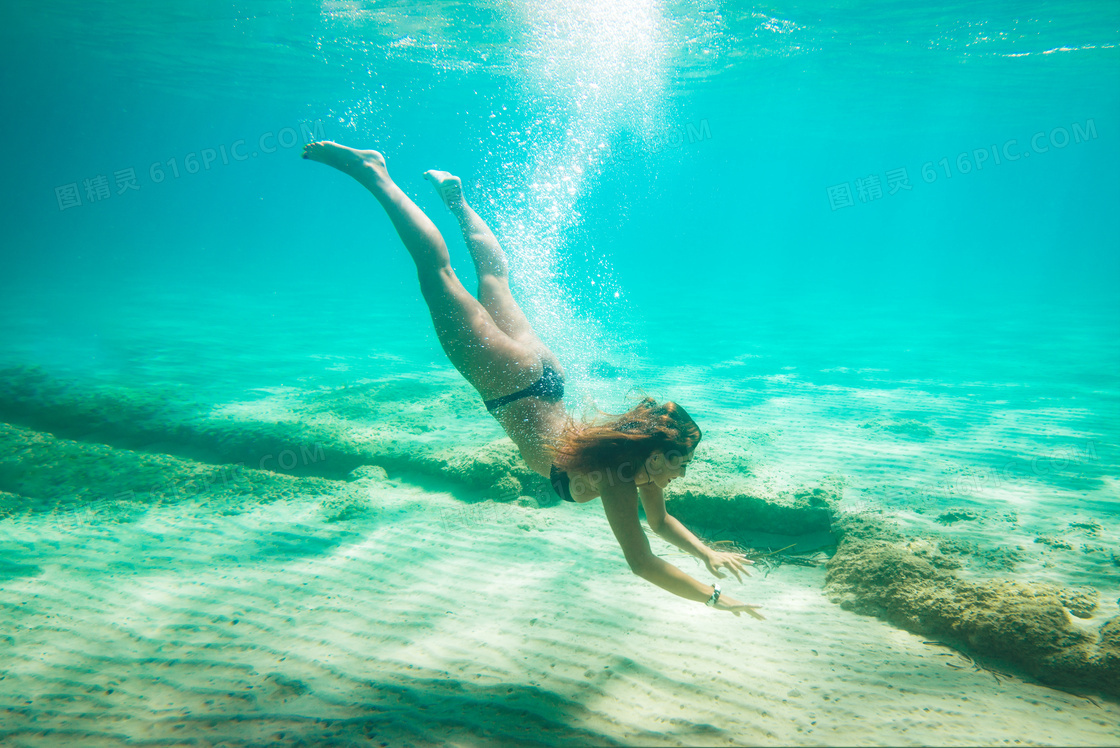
[2,2,1120,746]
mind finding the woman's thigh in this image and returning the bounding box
[419,266,543,399]
[477,274,566,380]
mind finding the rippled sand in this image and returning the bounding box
[2,289,1117,745]
[3,479,1118,747]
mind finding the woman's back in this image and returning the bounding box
[491,395,569,478]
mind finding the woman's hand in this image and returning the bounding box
[713,592,766,620]
[704,549,754,582]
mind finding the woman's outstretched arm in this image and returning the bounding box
[639,482,713,559]
[600,479,765,619]
[639,482,756,583]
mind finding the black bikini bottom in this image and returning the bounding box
[483,362,564,412]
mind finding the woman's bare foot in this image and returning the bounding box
[302,141,389,190]
[424,170,466,215]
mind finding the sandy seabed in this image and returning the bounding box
[1,290,1117,746]
[2,480,1118,748]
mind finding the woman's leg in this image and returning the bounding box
[302,141,543,399]
[423,170,565,378]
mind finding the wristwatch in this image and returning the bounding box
[706,583,721,607]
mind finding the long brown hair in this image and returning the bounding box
[549,396,702,475]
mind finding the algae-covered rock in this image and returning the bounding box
[831,512,904,544]
[491,475,523,502]
[439,439,556,503]
[0,368,555,501]
[882,419,936,439]
[1035,535,1074,550]
[667,484,835,535]
[348,465,389,482]
[937,509,979,525]
[825,515,1119,697]
[0,365,180,443]
[859,418,935,439]
[938,537,978,556]
[0,366,395,480]
[319,490,374,522]
[950,580,1085,658]
[825,540,953,618]
[443,439,521,487]
[1059,587,1100,619]
[0,422,351,521]
[1101,617,1120,650]
[974,545,1025,571]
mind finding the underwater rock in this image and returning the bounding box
[1059,587,1100,619]
[858,418,935,440]
[443,439,519,485]
[667,484,836,535]
[829,513,904,544]
[1034,535,1074,551]
[0,369,894,521]
[883,419,935,438]
[0,365,179,444]
[937,537,978,556]
[319,491,374,523]
[0,422,357,521]
[0,366,369,479]
[930,554,963,570]
[0,368,564,502]
[264,672,311,698]
[435,439,556,504]
[825,517,1119,696]
[348,465,389,482]
[936,509,979,525]
[973,546,1026,572]
[684,439,755,477]
[491,475,523,502]
[303,378,442,420]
